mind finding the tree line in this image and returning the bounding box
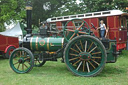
[0,0,128,31]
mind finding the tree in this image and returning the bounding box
[79,0,128,12]
[0,0,128,32]
[30,0,72,26]
[0,0,25,31]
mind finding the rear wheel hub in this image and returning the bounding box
[79,52,91,61]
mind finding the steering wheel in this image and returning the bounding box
[63,19,90,42]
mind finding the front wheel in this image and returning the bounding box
[64,35,107,77]
[9,47,34,73]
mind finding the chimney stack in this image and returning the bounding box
[26,2,32,34]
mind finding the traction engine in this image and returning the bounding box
[9,4,118,77]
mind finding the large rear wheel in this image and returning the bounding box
[64,35,107,77]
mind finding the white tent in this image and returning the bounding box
[0,22,23,42]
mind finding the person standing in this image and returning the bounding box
[98,20,106,39]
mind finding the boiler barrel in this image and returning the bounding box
[30,36,64,51]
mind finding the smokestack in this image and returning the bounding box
[26,2,32,34]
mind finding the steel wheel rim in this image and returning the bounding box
[10,49,33,73]
[64,35,106,76]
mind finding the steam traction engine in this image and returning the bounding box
[9,4,118,77]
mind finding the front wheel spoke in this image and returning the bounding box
[91,59,100,66]
[16,53,19,57]
[24,57,30,60]
[76,61,82,71]
[70,48,80,53]
[73,59,81,66]
[13,58,18,61]
[22,52,27,57]
[26,61,30,65]
[80,40,84,51]
[86,61,90,72]
[23,64,29,69]
[69,53,79,57]
[13,62,19,65]
[75,44,82,52]
[69,33,76,40]
[22,64,24,71]
[17,63,20,70]
[20,51,22,57]
[69,57,80,61]
[88,61,96,69]
[87,42,94,52]
[89,46,97,53]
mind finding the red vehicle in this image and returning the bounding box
[0,34,19,58]
[47,10,128,51]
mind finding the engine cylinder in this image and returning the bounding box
[30,36,64,51]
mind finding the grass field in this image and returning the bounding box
[0,50,128,85]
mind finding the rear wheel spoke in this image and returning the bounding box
[69,53,79,57]
[92,57,101,59]
[73,60,81,66]
[70,48,80,53]
[86,61,90,72]
[91,59,100,66]
[75,44,82,52]
[89,46,97,53]
[69,57,80,61]
[88,61,95,69]
[76,61,82,71]
[85,41,87,52]
[87,42,94,52]
[80,40,84,51]
[91,52,101,55]
[83,61,85,72]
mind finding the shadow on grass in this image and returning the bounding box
[98,65,126,77]
[30,62,71,76]
[0,56,7,60]
[29,61,126,77]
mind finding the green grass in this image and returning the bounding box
[0,51,128,85]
